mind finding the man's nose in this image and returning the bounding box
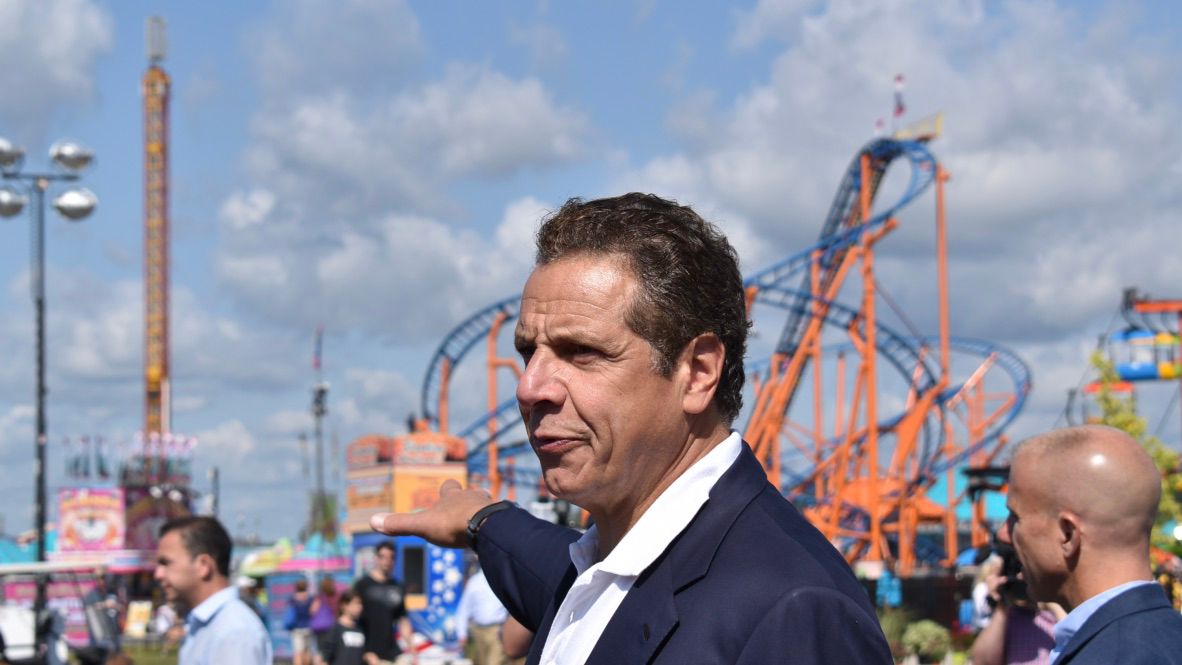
[516,353,563,407]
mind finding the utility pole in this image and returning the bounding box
[311,381,328,515]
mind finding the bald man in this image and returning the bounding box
[998,425,1182,664]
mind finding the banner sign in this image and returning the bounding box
[58,488,125,552]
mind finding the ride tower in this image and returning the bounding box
[143,16,171,444]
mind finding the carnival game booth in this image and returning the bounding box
[345,432,468,648]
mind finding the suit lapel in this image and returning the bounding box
[580,445,770,664]
[1057,583,1169,664]
[585,561,678,664]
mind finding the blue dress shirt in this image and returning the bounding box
[180,585,273,665]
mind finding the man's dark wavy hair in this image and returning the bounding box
[535,193,748,424]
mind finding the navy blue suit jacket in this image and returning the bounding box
[1056,583,1182,664]
[476,444,892,664]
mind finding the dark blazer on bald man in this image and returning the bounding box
[475,443,893,664]
[1055,583,1182,664]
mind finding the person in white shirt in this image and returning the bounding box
[455,567,511,665]
[998,425,1182,664]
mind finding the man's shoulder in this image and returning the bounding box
[721,485,854,571]
[1065,588,1182,664]
[666,480,873,614]
[209,596,269,634]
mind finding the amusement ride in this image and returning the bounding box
[415,113,1032,577]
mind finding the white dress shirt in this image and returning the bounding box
[538,432,742,665]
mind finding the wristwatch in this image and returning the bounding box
[466,500,515,547]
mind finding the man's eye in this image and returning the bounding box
[571,345,601,361]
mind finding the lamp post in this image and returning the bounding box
[0,136,96,638]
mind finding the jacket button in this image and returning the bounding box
[643,624,651,640]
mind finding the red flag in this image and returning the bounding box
[893,74,905,118]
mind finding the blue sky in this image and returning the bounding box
[0,0,1179,542]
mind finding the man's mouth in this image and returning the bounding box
[532,434,581,454]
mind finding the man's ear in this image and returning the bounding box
[1059,512,1082,562]
[196,553,216,582]
[681,333,725,416]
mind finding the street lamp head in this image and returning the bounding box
[0,185,28,217]
[0,137,25,175]
[49,140,94,172]
[53,188,97,221]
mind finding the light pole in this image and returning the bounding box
[0,136,96,637]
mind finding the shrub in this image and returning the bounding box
[877,606,914,660]
[902,619,951,663]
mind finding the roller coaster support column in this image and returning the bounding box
[935,164,959,567]
[438,360,451,434]
[859,153,886,563]
[811,256,824,500]
[486,313,508,498]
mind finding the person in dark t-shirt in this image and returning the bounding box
[353,541,411,664]
[321,590,365,665]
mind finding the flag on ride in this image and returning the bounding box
[893,74,905,118]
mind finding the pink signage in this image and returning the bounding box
[57,488,125,552]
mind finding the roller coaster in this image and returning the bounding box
[416,116,1031,576]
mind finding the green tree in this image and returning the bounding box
[1090,351,1182,554]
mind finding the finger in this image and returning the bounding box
[438,479,464,496]
[370,511,431,536]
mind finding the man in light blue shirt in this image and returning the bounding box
[155,516,272,665]
[998,425,1182,664]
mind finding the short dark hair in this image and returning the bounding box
[337,589,357,616]
[536,193,748,423]
[375,541,396,556]
[159,516,232,578]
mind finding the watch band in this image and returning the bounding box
[466,500,515,548]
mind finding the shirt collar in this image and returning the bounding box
[1050,580,1155,662]
[569,432,742,577]
[186,585,239,629]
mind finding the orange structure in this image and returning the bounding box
[143,17,170,439]
[739,124,1028,574]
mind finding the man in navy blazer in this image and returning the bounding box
[373,194,891,663]
[999,425,1182,664]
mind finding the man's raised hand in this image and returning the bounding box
[369,480,496,549]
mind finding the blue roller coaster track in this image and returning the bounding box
[418,137,1030,494]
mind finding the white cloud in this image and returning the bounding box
[217,194,540,343]
[219,189,276,231]
[731,0,820,50]
[240,67,586,222]
[509,21,569,70]
[251,0,424,100]
[0,0,112,140]
[195,419,257,459]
